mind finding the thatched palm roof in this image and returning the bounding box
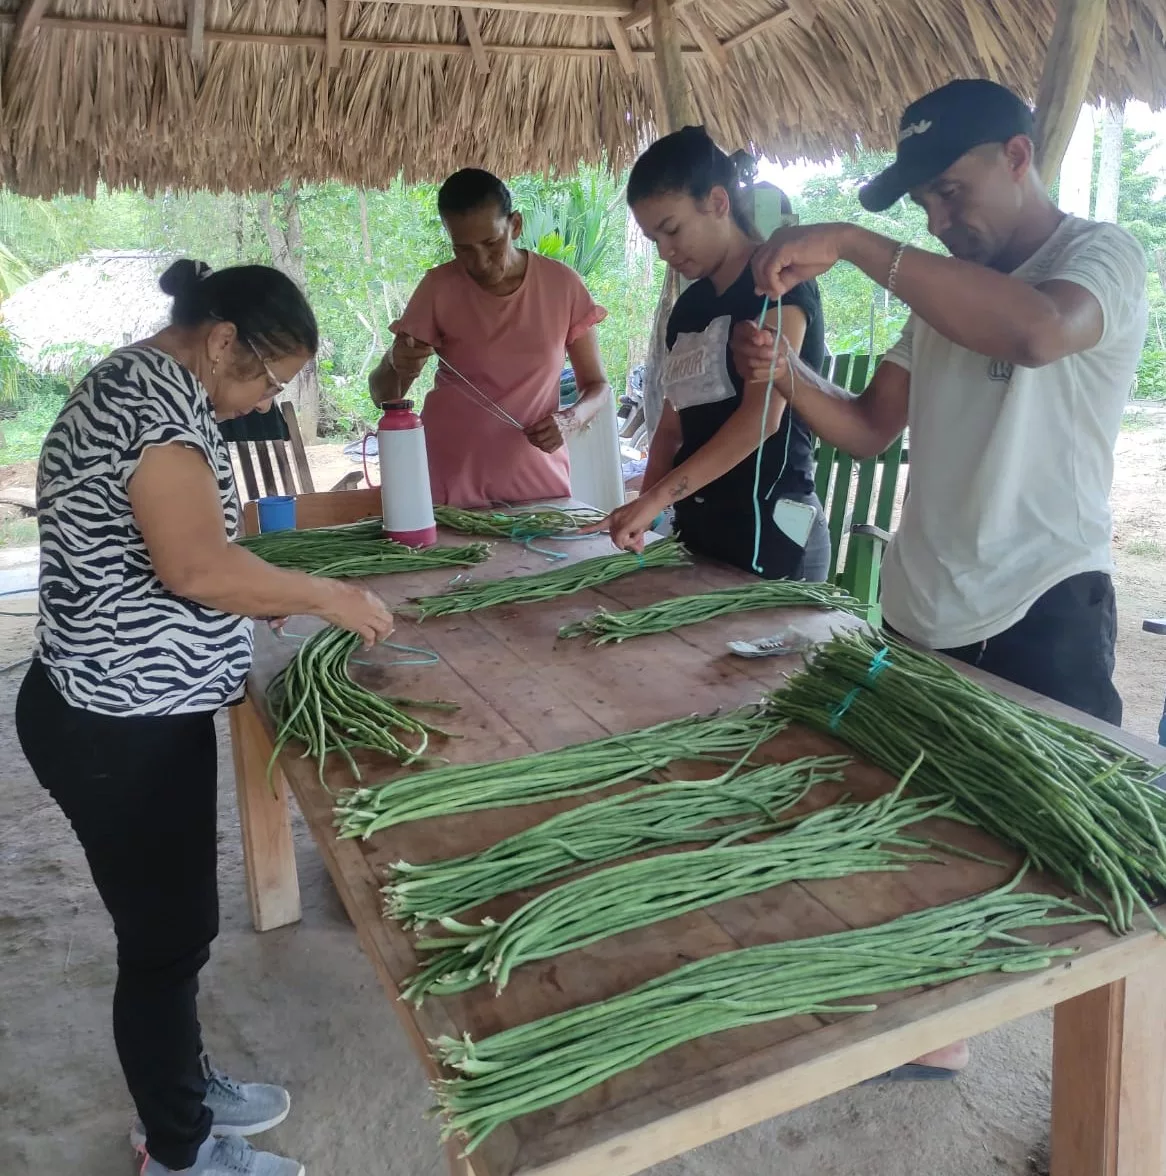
[1,251,173,370]
[1,0,1165,196]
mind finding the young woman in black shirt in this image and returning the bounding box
[594,126,830,580]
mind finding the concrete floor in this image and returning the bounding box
[0,601,1055,1176]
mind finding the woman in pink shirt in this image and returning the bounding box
[369,169,611,507]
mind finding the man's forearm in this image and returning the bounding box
[838,226,1067,365]
[782,362,897,460]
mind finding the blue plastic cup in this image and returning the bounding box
[257,495,296,533]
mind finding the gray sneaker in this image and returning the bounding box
[130,1055,291,1153]
[140,1135,304,1176]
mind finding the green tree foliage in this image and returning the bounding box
[1099,128,1166,399]
[793,152,932,356]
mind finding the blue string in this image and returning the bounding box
[520,531,597,562]
[867,647,892,684]
[829,687,862,731]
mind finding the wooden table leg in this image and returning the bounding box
[445,1139,472,1176]
[1050,960,1166,1176]
[229,694,302,932]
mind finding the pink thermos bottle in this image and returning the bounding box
[374,399,437,547]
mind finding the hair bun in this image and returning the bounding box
[159,258,213,298]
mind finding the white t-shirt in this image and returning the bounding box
[880,216,1148,649]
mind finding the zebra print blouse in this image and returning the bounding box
[35,347,254,716]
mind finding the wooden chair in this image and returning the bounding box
[812,353,908,627]
[219,402,361,502]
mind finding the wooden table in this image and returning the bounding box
[231,489,1166,1176]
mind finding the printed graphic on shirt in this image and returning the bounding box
[988,359,1014,382]
[662,316,736,412]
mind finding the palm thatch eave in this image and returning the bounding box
[0,0,1164,196]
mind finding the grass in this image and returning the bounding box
[1120,412,1156,433]
[0,395,65,465]
[1124,537,1165,559]
[0,516,38,548]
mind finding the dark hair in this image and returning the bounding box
[159,260,319,358]
[437,168,514,219]
[627,126,755,236]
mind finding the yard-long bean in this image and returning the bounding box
[237,518,490,578]
[409,537,691,619]
[768,629,1166,933]
[267,625,457,784]
[402,766,949,1002]
[559,579,868,644]
[333,707,788,838]
[383,755,850,927]
[432,872,1099,1153]
[434,505,604,539]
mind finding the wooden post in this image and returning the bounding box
[325,0,341,70]
[639,0,694,464]
[649,0,693,132]
[604,14,636,75]
[230,695,302,933]
[458,6,490,74]
[12,0,52,50]
[186,0,205,65]
[1033,0,1107,180]
[1049,959,1166,1176]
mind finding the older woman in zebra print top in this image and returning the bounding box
[15,259,394,1176]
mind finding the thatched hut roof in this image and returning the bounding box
[1,0,1165,196]
[1,251,173,370]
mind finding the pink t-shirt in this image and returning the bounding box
[394,252,606,507]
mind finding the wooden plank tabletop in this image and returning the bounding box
[244,507,1166,1176]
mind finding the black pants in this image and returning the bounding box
[675,491,831,581]
[916,571,1122,726]
[15,658,218,1170]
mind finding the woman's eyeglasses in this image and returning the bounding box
[249,342,288,393]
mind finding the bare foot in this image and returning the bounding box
[910,1039,971,1070]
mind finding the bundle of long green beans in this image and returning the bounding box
[409,537,691,620]
[403,769,947,1002]
[432,873,1099,1152]
[383,755,849,927]
[559,580,868,644]
[434,504,604,539]
[237,518,491,578]
[268,626,457,783]
[334,707,787,838]
[769,629,1166,933]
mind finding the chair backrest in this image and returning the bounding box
[812,353,908,584]
[219,402,316,502]
[240,486,380,538]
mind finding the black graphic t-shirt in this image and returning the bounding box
[663,263,824,575]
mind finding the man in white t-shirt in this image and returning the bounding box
[733,79,1146,726]
[731,78,1148,1078]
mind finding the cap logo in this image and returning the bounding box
[899,119,933,142]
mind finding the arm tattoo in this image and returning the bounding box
[664,476,689,503]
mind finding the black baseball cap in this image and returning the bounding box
[859,79,1034,212]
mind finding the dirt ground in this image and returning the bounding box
[0,423,1163,1176]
